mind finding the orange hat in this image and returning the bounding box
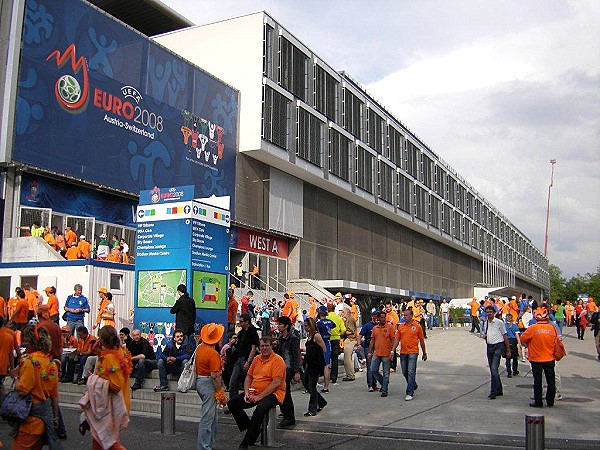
[287,292,295,299]
[98,287,108,294]
[534,307,549,321]
[200,323,224,345]
[61,326,70,333]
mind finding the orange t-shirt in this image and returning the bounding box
[247,352,287,404]
[0,296,6,319]
[65,246,79,260]
[395,321,424,354]
[282,299,299,323]
[371,323,396,356]
[520,322,557,362]
[12,298,29,323]
[77,334,98,354]
[385,310,399,326]
[0,327,17,376]
[78,240,91,258]
[26,291,38,312]
[44,232,56,248]
[412,305,424,321]
[350,304,359,323]
[7,297,19,318]
[194,344,222,376]
[227,298,238,323]
[64,230,77,247]
[16,352,59,435]
[470,300,479,317]
[47,295,59,316]
[309,302,317,319]
[587,300,598,313]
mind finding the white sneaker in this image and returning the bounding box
[405,395,413,401]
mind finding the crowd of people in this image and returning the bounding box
[20,222,131,264]
[1,282,598,450]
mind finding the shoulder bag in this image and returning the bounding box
[554,332,566,361]
[0,382,32,422]
[177,345,199,393]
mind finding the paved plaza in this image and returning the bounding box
[1,324,598,449]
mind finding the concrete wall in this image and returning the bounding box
[1,237,65,262]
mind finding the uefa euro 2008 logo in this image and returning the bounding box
[57,75,82,105]
[46,44,89,112]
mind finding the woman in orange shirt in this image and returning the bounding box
[195,323,225,450]
[87,325,132,449]
[11,325,60,450]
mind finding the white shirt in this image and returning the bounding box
[484,317,506,344]
[521,311,533,329]
[440,303,450,314]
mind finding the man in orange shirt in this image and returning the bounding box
[64,226,77,248]
[228,336,287,449]
[9,288,29,331]
[77,235,91,259]
[282,292,299,324]
[520,307,557,408]
[392,308,427,401]
[65,242,79,260]
[368,311,396,397]
[23,283,42,322]
[0,294,6,320]
[308,297,317,319]
[60,326,97,384]
[227,288,239,333]
[469,297,481,334]
[44,286,60,324]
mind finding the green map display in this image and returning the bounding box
[137,269,187,308]
[192,271,227,310]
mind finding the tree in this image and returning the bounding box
[549,264,566,301]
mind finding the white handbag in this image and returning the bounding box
[177,346,199,393]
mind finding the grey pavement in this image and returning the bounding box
[1,325,598,449]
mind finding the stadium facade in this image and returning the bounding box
[0,1,549,313]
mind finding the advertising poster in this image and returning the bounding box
[192,271,227,310]
[13,0,238,204]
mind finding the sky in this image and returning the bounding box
[162,0,600,279]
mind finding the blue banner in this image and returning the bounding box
[20,172,136,226]
[14,0,238,206]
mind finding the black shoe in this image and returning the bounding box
[488,394,496,400]
[317,404,326,412]
[279,419,296,427]
[514,371,519,375]
[529,402,543,408]
[131,382,142,391]
[496,392,503,397]
[507,374,512,378]
[239,444,249,450]
[547,403,554,407]
[380,392,388,397]
[304,412,316,417]
[342,377,355,381]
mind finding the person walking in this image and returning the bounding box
[392,308,427,401]
[358,309,380,392]
[426,300,436,330]
[10,325,61,450]
[80,325,132,449]
[275,316,301,427]
[440,298,450,330]
[171,284,197,340]
[341,306,357,381]
[195,323,226,450]
[315,306,335,393]
[482,305,511,399]
[368,311,395,398]
[469,297,481,334]
[326,303,345,385]
[504,313,521,378]
[520,308,558,407]
[302,317,327,416]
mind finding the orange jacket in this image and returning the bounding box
[520,322,557,362]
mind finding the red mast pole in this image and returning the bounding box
[544,159,556,257]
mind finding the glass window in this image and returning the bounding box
[378,161,394,204]
[314,65,338,120]
[367,109,384,154]
[397,173,412,213]
[389,126,403,167]
[356,147,373,193]
[263,24,275,79]
[429,195,440,229]
[343,89,363,139]
[328,128,350,181]
[110,273,123,291]
[263,86,289,149]
[279,37,308,101]
[296,108,323,167]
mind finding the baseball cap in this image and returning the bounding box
[318,305,328,314]
[370,308,379,316]
[80,235,86,240]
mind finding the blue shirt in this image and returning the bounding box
[505,322,519,339]
[316,318,335,341]
[65,294,90,322]
[359,321,376,347]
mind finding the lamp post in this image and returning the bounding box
[543,159,556,257]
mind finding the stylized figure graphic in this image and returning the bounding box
[24,0,54,45]
[88,28,117,77]
[129,140,171,188]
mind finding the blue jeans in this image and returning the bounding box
[67,319,83,336]
[427,315,434,330]
[365,353,375,388]
[370,356,391,394]
[442,313,449,328]
[134,358,157,385]
[399,353,418,395]
[158,358,186,387]
[555,319,563,336]
[228,358,247,397]
[486,343,504,396]
[196,376,218,450]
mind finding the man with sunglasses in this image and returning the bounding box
[228,313,259,399]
